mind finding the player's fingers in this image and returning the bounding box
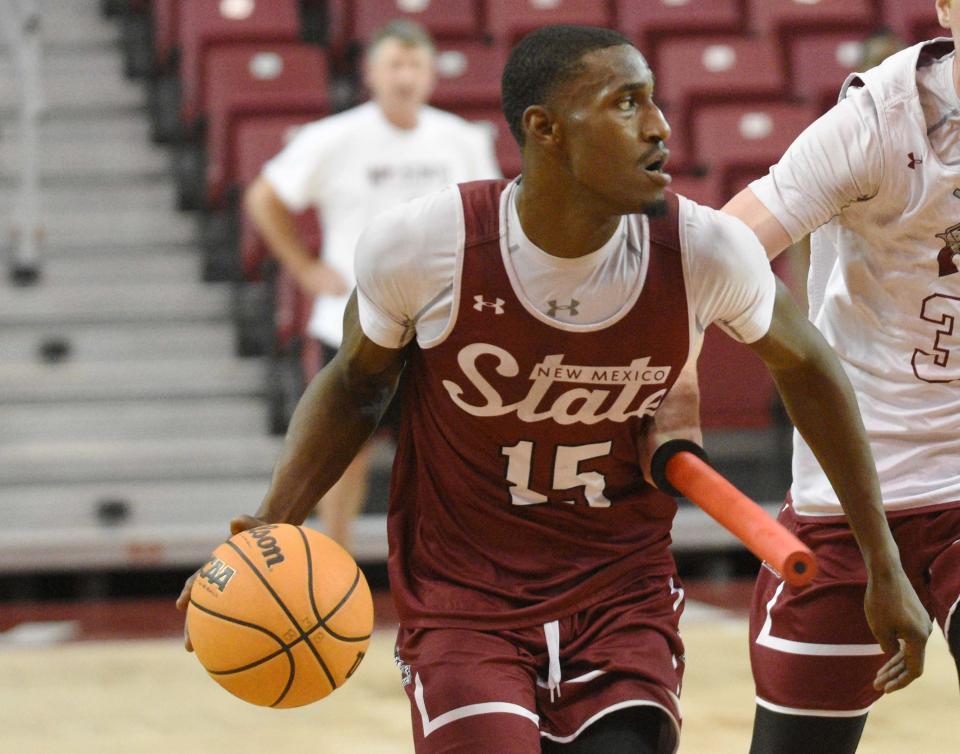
[898,636,926,688]
[183,619,194,653]
[872,650,905,690]
[175,570,198,612]
[230,514,266,535]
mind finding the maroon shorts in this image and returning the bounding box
[750,501,960,716]
[394,576,686,753]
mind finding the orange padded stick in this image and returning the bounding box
[665,451,817,587]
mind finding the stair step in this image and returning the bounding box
[0,282,231,325]
[0,358,266,403]
[33,208,197,248]
[2,322,238,362]
[0,435,284,485]
[38,252,202,285]
[0,139,168,179]
[0,183,176,213]
[1,399,269,443]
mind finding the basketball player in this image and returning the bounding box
[179,26,929,753]
[722,2,960,752]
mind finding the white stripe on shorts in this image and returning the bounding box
[756,581,883,656]
[756,696,874,718]
[414,672,539,738]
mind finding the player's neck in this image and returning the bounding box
[514,175,621,260]
[377,101,420,130]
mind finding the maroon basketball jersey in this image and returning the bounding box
[388,180,691,629]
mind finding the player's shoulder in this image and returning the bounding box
[360,184,464,258]
[675,193,765,263]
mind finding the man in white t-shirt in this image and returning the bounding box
[244,20,500,551]
[184,25,929,753]
[723,2,960,751]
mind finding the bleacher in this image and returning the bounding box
[2,0,940,574]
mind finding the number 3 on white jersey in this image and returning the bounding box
[500,440,613,508]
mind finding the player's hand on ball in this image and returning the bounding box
[865,569,931,693]
[175,514,269,652]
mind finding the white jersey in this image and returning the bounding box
[751,40,960,515]
[355,180,776,364]
[263,101,501,346]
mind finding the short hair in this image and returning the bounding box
[501,25,633,146]
[368,19,436,57]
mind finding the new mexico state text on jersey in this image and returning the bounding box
[443,346,672,424]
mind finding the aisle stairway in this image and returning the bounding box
[0,0,293,572]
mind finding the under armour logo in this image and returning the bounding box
[473,295,505,314]
[907,152,923,170]
[547,299,580,317]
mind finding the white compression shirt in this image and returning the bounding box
[355,180,776,356]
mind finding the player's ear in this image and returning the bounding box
[521,105,560,150]
[935,0,952,28]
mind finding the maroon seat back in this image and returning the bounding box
[204,43,330,208]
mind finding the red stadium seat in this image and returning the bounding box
[235,117,321,281]
[747,0,874,39]
[789,32,864,113]
[691,101,818,199]
[485,0,612,45]
[152,0,180,71]
[178,0,302,129]
[614,0,743,60]
[881,0,944,43]
[462,108,522,179]
[656,35,786,167]
[204,43,330,209]
[352,0,481,43]
[431,42,507,110]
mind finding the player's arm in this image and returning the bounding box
[722,86,883,261]
[255,293,405,525]
[747,281,931,691]
[175,295,403,645]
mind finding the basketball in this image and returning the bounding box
[186,523,373,708]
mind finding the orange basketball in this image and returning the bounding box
[186,523,373,708]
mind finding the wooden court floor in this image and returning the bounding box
[0,618,956,753]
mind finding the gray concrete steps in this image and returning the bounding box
[1,281,231,325]
[2,322,237,362]
[36,208,196,248]
[0,435,284,485]
[0,183,175,213]
[0,358,266,403]
[1,398,269,444]
[34,252,202,285]
[0,139,169,181]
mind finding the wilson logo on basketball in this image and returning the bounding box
[248,525,286,568]
[199,557,236,592]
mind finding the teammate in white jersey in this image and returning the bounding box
[724,2,960,751]
[245,19,500,552]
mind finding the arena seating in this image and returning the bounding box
[351,0,481,43]
[788,31,865,114]
[177,0,303,132]
[151,0,179,73]
[881,0,946,42]
[614,0,744,63]
[462,108,522,179]
[485,0,613,45]
[692,102,820,199]
[431,42,506,111]
[201,43,330,209]
[655,35,786,169]
[747,0,875,39]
